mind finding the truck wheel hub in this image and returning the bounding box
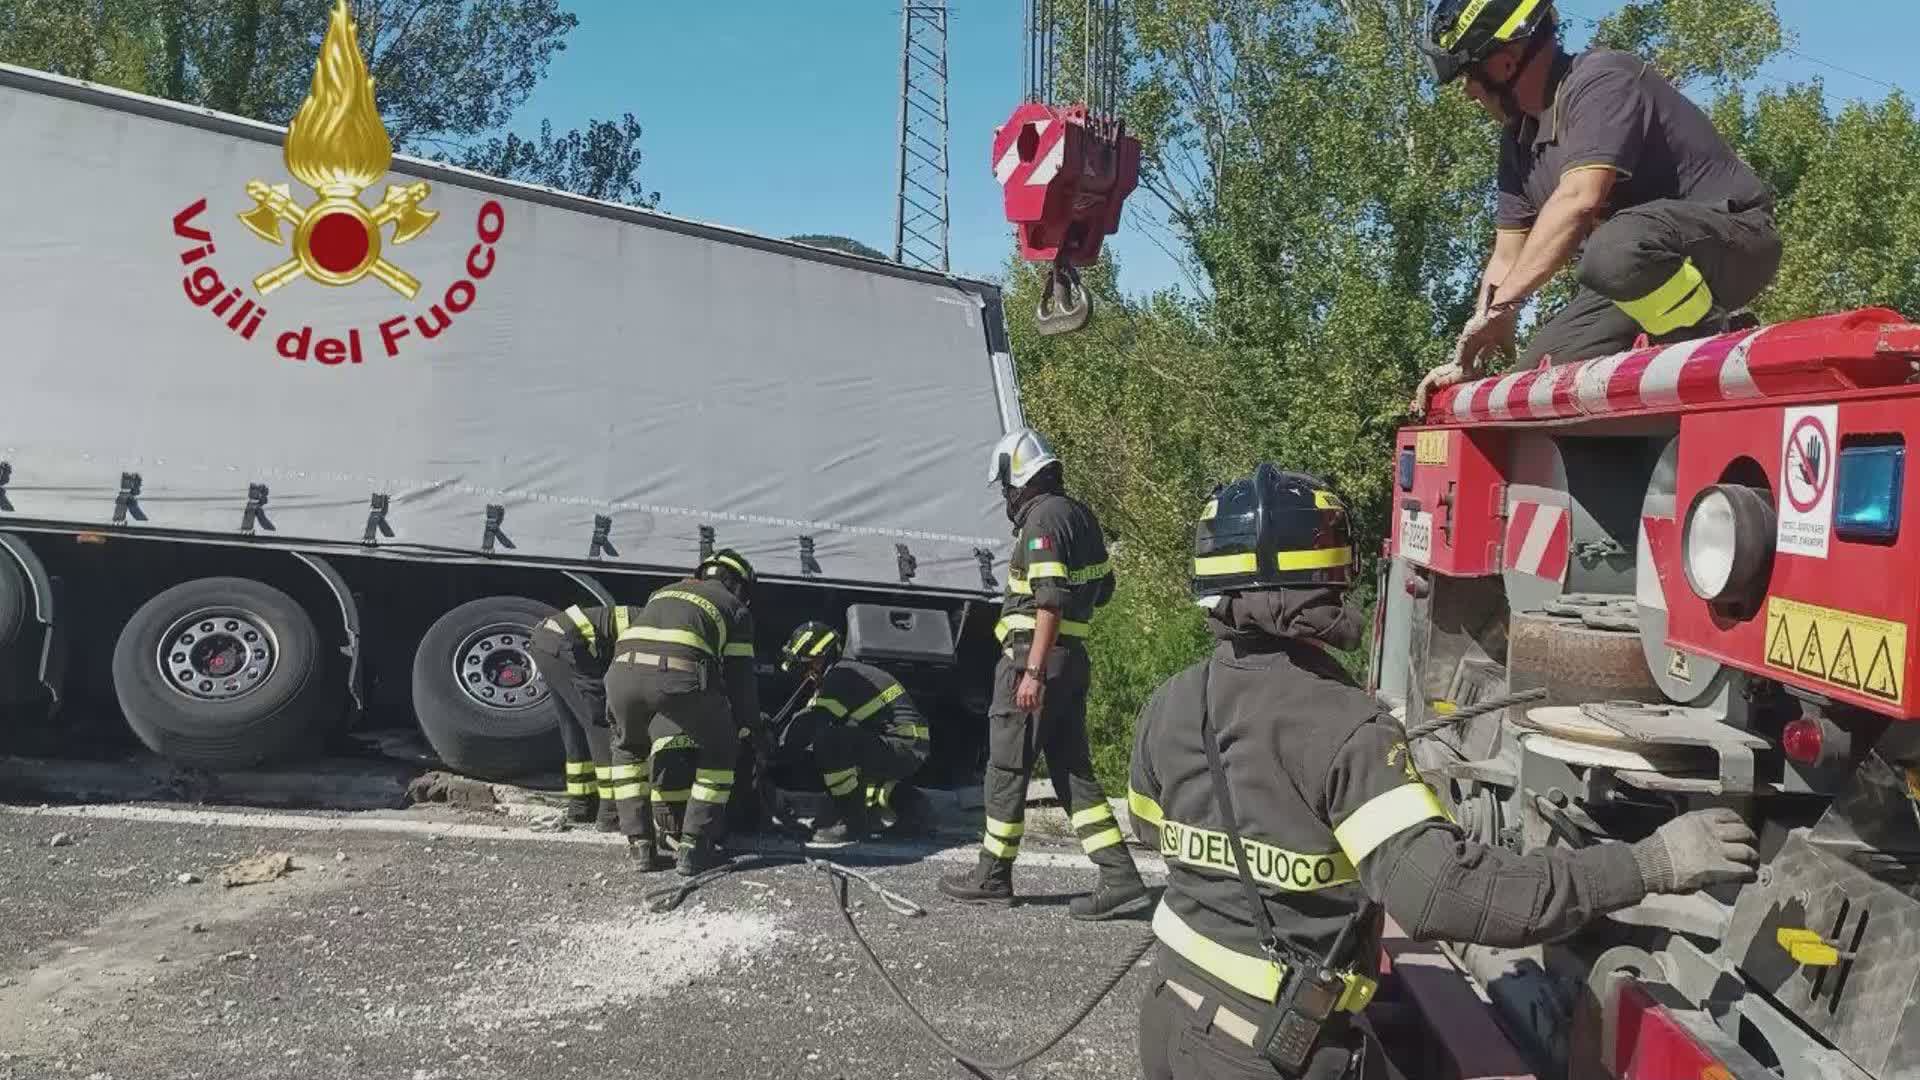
[159,609,277,701]
[455,624,547,711]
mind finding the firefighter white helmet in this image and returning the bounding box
[988,427,1060,488]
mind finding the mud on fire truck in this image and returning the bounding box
[1374,308,1920,1080]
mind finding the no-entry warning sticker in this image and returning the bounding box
[1778,405,1836,558]
[1764,596,1906,707]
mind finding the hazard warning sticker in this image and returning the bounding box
[1764,596,1906,707]
[1778,405,1837,558]
[1400,508,1434,565]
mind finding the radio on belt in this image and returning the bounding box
[1391,426,1507,576]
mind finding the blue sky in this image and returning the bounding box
[507,1,1916,297]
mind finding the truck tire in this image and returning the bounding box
[112,577,327,769]
[410,596,560,781]
[0,552,25,654]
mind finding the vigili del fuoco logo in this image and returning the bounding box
[170,0,503,365]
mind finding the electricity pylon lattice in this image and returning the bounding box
[893,3,950,273]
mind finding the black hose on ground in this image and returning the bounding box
[1404,687,1548,743]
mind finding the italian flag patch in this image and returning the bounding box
[1029,536,1053,551]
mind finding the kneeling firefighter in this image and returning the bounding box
[606,550,764,875]
[1129,464,1761,1079]
[776,621,933,848]
[527,602,633,829]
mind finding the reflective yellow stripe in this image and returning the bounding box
[850,683,905,722]
[1616,258,1714,335]
[1068,560,1111,583]
[633,589,728,653]
[789,630,815,656]
[611,782,647,800]
[1193,552,1258,577]
[810,696,849,718]
[723,641,755,658]
[1275,546,1351,571]
[1082,827,1125,853]
[872,780,898,808]
[1333,784,1448,864]
[1490,0,1545,41]
[985,816,1024,839]
[1026,560,1069,581]
[1127,788,1164,828]
[825,772,862,797]
[1158,818,1355,891]
[1312,491,1341,510]
[564,760,596,777]
[983,834,1019,859]
[710,553,752,582]
[1154,901,1287,1001]
[808,631,837,656]
[1007,575,1033,595]
[651,734,696,755]
[594,766,613,781]
[1071,804,1116,829]
[621,626,715,656]
[994,615,1091,642]
[613,606,631,636]
[821,767,859,787]
[563,605,597,654]
[609,763,644,780]
[565,780,593,795]
[891,723,931,741]
[651,787,690,804]
[691,784,731,803]
[695,768,734,783]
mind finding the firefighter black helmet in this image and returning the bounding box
[780,620,843,672]
[697,548,756,589]
[1418,0,1554,85]
[1192,464,1354,597]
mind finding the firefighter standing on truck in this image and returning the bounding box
[938,427,1150,920]
[527,602,632,831]
[1411,0,1781,412]
[776,620,934,848]
[1130,463,1762,1079]
[605,550,763,876]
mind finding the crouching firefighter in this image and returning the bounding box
[938,427,1150,920]
[1130,463,1763,1079]
[528,602,633,830]
[606,550,764,875]
[776,621,934,848]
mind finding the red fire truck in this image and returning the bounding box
[1375,307,1920,1080]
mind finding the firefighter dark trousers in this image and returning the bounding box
[605,660,736,850]
[813,725,927,818]
[979,645,1134,871]
[1138,962,1401,1080]
[529,642,613,815]
[1522,198,1781,367]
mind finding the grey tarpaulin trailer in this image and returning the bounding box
[0,62,1021,784]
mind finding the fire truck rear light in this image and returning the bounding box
[1398,448,1415,492]
[1835,440,1903,541]
[1782,717,1825,764]
[1613,983,1735,1080]
[1682,484,1774,603]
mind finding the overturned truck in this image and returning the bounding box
[1377,308,1920,1080]
[0,62,1019,783]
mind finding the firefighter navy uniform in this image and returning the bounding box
[1130,464,1756,1078]
[605,552,761,873]
[527,603,633,828]
[940,427,1147,918]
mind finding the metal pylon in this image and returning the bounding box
[893,3,950,273]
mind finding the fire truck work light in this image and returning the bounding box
[1682,484,1774,603]
[1834,441,1904,542]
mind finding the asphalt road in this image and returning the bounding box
[0,803,1161,1080]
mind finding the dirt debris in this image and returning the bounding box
[219,852,293,888]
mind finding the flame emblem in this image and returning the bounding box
[237,0,437,298]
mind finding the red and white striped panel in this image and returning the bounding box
[1505,502,1570,583]
[1432,327,1766,424]
[992,112,1067,191]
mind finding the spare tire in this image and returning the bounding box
[112,577,327,768]
[410,596,562,780]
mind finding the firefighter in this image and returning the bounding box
[606,550,763,875]
[1412,0,1781,411]
[937,427,1149,920]
[527,602,633,830]
[1130,463,1761,1079]
[775,620,933,848]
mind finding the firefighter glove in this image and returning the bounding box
[1632,808,1760,894]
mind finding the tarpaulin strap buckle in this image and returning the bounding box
[974,547,996,591]
[896,543,917,585]
[240,482,274,535]
[363,493,394,545]
[0,461,13,513]
[482,504,514,554]
[590,514,618,560]
[799,535,821,577]
[113,472,146,525]
[699,525,716,562]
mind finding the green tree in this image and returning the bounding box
[458,114,660,208]
[787,234,890,261]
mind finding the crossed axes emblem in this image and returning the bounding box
[238,180,439,299]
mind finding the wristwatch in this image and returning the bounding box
[1022,666,1046,681]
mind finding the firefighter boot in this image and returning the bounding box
[567,792,597,825]
[627,813,669,872]
[886,785,934,837]
[937,853,1014,906]
[1068,865,1151,922]
[807,792,870,850]
[675,833,728,877]
[596,797,622,833]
